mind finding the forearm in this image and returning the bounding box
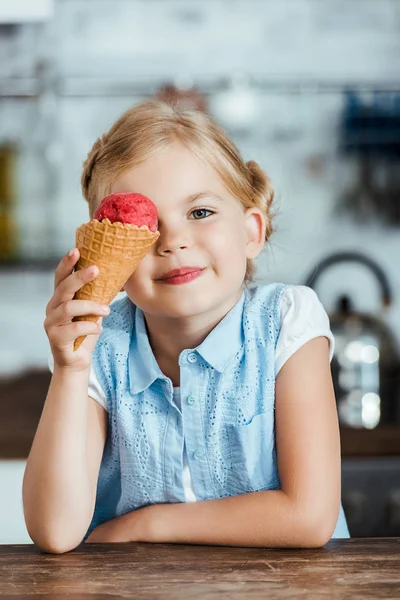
[146,490,332,548]
[23,366,93,552]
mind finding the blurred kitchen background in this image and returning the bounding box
[1,0,400,543]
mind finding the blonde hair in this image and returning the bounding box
[81,99,275,284]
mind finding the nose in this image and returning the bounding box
[155,223,190,256]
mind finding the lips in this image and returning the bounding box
[157,266,204,281]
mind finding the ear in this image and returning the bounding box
[244,207,266,259]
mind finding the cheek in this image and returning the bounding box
[209,221,246,255]
[124,259,151,291]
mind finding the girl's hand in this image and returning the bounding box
[44,248,110,373]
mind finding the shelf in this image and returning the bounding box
[0,368,51,459]
[340,426,400,457]
[0,78,38,98]
[2,77,400,98]
[0,258,60,272]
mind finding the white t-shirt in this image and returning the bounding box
[48,285,334,503]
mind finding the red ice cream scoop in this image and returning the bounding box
[94,192,158,232]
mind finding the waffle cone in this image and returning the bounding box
[73,218,159,350]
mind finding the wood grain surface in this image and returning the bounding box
[0,538,399,599]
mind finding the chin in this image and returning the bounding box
[158,297,214,319]
[140,291,221,320]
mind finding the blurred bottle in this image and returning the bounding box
[0,142,19,260]
[17,60,61,259]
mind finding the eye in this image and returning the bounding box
[189,208,215,220]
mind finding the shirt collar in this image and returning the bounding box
[129,306,168,395]
[194,289,245,371]
[129,289,246,394]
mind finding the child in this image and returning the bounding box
[23,100,350,554]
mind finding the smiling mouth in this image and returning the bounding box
[156,268,205,285]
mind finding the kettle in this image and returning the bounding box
[304,251,400,429]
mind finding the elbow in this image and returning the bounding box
[27,527,83,554]
[27,528,84,554]
[24,510,85,554]
[33,540,77,555]
[291,499,338,548]
[46,541,83,554]
[24,510,80,554]
[298,510,338,548]
[23,493,90,554]
[301,524,333,548]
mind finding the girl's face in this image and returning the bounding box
[109,142,265,320]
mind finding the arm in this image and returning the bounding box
[23,370,107,554]
[101,336,340,548]
[23,249,108,554]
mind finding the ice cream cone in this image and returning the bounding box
[73,218,159,350]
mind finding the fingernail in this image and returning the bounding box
[68,248,75,257]
[88,266,98,276]
[100,305,109,313]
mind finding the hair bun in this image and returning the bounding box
[246,160,274,209]
[246,160,275,241]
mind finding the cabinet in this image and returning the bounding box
[342,457,400,537]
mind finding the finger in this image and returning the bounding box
[54,248,79,292]
[50,263,100,312]
[46,300,110,327]
[49,318,103,347]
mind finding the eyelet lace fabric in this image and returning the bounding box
[86,283,350,540]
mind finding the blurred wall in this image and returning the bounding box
[1,0,400,375]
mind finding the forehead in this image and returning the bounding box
[111,142,232,206]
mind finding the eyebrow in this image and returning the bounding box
[186,192,224,204]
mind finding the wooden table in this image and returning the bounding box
[0,538,399,598]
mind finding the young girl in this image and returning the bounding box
[23,100,350,554]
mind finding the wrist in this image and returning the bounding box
[143,504,171,543]
[53,363,91,379]
[118,505,165,543]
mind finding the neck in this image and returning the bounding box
[143,288,243,384]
